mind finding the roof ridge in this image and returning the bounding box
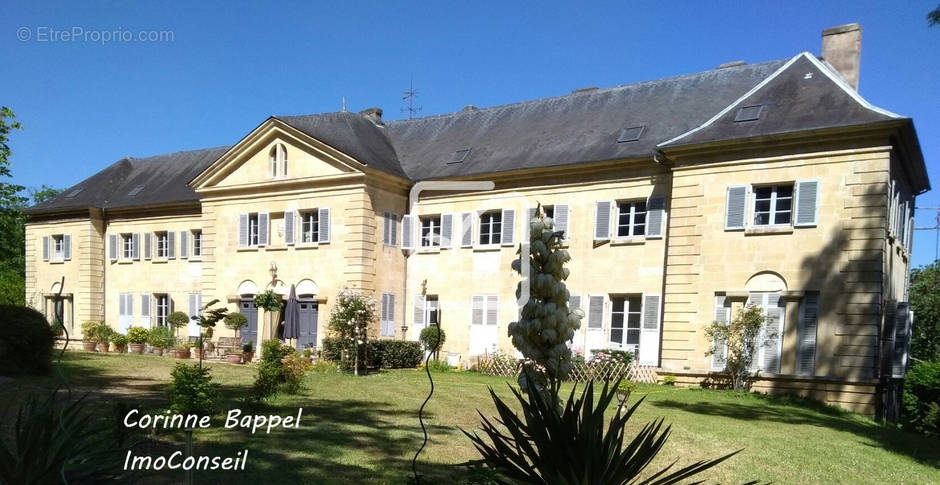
[126,145,232,162]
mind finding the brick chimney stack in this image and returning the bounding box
[822,23,862,91]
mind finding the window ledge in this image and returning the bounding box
[265,246,287,252]
[417,247,442,254]
[236,247,260,252]
[611,237,646,246]
[189,257,203,262]
[117,260,134,265]
[745,226,794,236]
[473,246,502,252]
[49,260,66,265]
[151,259,168,264]
[295,243,321,250]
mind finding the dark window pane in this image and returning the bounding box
[634,225,645,236]
[776,186,792,197]
[617,226,629,237]
[635,202,647,213]
[755,187,772,198]
[775,212,791,225]
[756,200,771,212]
[634,213,646,225]
[610,329,623,345]
[755,213,770,225]
[627,329,640,345]
[627,313,641,329]
[612,297,624,312]
[776,198,791,211]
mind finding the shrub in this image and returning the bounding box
[224,312,248,339]
[111,333,127,346]
[327,287,375,373]
[93,323,113,345]
[903,360,940,435]
[281,352,310,394]
[126,326,149,345]
[663,375,677,386]
[168,363,215,415]
[250,340,296,401]
[242,341,253,353]
[368,340,423,369]
[253,290,284,312]
[167,311,190,334]
[427,358,451,373]
[419,326,446,354]
[0,305,55,376]
[704,304,767,390]
[310,359,339,374]
[320,336,343,362]
[80,321,100,341]
[590,349,634,366]
[147,326,173,348]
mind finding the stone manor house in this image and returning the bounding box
[25,24,928,415]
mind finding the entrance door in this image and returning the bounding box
[239,299,258,347]
[469,295,498,356]
[297,301,318,351]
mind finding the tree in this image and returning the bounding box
[191,299,228,369]
[0,107,25,305]
[910,261,940,362]
[929,5,940,27]
[704,304,768,390]
[327,287,375,375]
[29,185,60,204]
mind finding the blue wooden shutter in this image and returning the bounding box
[441,213,454,249]
[794,179,820,227]
[284,211,295,246]
[646,195,666,238]
[500,209,515,246]
[401,215,415,250]
[725,185,748,230]
[61,234,71,261]
[711,295,729,371]
[132,233,140,260]
[238,214,248,247]
[109,234,118,261]
[42,236,50,261]
[460,212,473,247]
[797,293,819,376]
[594,201,611,240]
[258,213,269,246]
[167,231,176,259]
[317,208,330,243]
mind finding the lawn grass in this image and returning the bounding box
[2,351,938,484]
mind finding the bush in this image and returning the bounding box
[419,326,446,354]
[126,326,149,344]
[368,340,423,369]
[167,311,190,333]
[310,359,339,374]
[427,358,451,373]
[663,375,677,386]
[903,360,940,435]
[281,352,310,394]
[80,320,100,341]
[147,326,174,348]
[590,349,634,366]
[250,340,297,401]
[111,333,127,346]
[0,305,55,376]
[168,363,215,415]
[320,337,343,362]
[224,312,247,334]
[92,322,113,345]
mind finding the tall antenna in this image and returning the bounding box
[401,77,422,120]
[915,206,940,261]
[341,97,347,113]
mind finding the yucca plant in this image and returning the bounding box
[462,371,746,485]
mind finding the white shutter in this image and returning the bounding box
[587,295,604,329]
[646,195,666,238]
[471,295,484,325]
[318,208,330,243]
[639,294,661,365]
[188,293,201,337]
[761,293,782,374]
[62,235,71,261]
[167,231,176,259]
[796,293,818,376]
[42,236,50,261]
[794,179,820,227]
[238,214,248,247]
[140,294,151,328]
[284,211,295,246]
[441,213,454,249]
[387,293,396,336]
[132,233,140,261]
[554,204,570,240]
[500,209,515,246]
[892,303,912,378]
[568,294,581,314]
[413,294,426,328]
[711,295,729,371]
[461,212,473,247]
[401,215,415,250]
[525,207,537,240]
[258,213,269,246]
[144,233,152,260]
[486,295,498,326]
[594,201,612,241]
[109,234,118,261]
[725,185,748,230]
[179,231,188,259]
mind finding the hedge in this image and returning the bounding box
[368,340,423,369]
[0,305,55,376]
[903,360,940,435]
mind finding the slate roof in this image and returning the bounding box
[27,52,927,214]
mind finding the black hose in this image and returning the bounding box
[412,325,440,484]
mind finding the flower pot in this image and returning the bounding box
[192,349,207,360]
[226,353,243,364]
[114,344,126,354]
[153,347,164,357]
[129,343,145,354]
[172,349,190,359]
[617,390,631,405]
[243,351,254,362]
[82,341,97,352]
[97,342,109,353]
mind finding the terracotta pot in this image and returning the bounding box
[82,341,97,352]
[97,342,109,353]
[153,347,164,357]
[192,349,207,360]
[172,349,190,359]
[243,351,254,362]
[129,343,145,354]
[226,353,243,364]
[114,344,126,354]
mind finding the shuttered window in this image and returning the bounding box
[156,294,170,327]
[188,293,202,337]
[594,201,612,240]
[711,295,730,371]
[616,201,646,237]
[382,212,398,246]
[257,213,269,246]
[796,292,819,376]
[460,212,473,247]
[131,233,140,260]
[140,294,151,328]
[747,292,783,374]
[725,185,748,230]
[420,216,442,248]
[318,208,330,243]
[401,215,415,250]
[380,293,396,337]
[63,235,71,261]
[109,234,118,262]
[284,211,295,246]
[121,234,134,259]
[179,231,189,259]
[587,295,604,329]
[42,235,50,261]
[645,196,666,238]
[440,213,454,249]
[568,294,581,315]
[300,211,319,244]
[413,294,426,328]
[753,185,792,226]
[471,295,499,326]
[609,295,641,353]
[144,233,152,260]
[794,179,820,227]
[479,211,502,245]
[119,293,134,333]
[500,209,515,246]
[191,230,202,257]
[156,232,169,258]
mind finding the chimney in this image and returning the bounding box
[821,23,862,90]
[359,107,383,125]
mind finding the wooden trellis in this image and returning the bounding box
[475,356,659,384]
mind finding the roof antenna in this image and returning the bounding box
[401,76,422,120]
[341,97,347,113]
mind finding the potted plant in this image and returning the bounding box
[167,310,189,340]
[242,341,254,362]
[224,312,247,342]
[254,289,283,341]
[172,341,191,359]
[617,380,637,406]
[80,321,100,351]
[111,333,128,353]
[126,326,149,354]
[94,323,113,353]
[225,352,243,364]
[148,326,173,356]
[190,339,208,360]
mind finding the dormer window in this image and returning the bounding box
[269,143,288,178]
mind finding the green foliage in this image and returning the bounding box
[80,321,100,341]
[147,325,174,348]
[253,290,284,312]
[320,336,343,362]
[167,311,190,331]
[242,341,253,352]
[110,333,127,346]
[250,340,297,401]
[589,349,634,366]
[419,325,446,353]
[92,322,113,344]
[0,268,24,305]
[903,360,940,435]
[426,358,451,373]
[463,371,741,484]
[704,304,767,390]
[663,375,677,386]
[367,340,423,369]
[281,352,310,394]
[168,363,215,415]
[309,359,339,374]
[0,304,55,375]
[0,389,130,483]
[617,380,638,393]
[929,4,940,26]
[224,312,248,332]
[910,261,940,362]
[327,287,376,372]
[126,326,149,344]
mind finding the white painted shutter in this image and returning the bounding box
[413,294,426,328]
[486,295,498,326]
[646,195,666,238]
[284,211,295,245]
[441,213,454,249]
[725,185,748,230]
[594,201,612,240]
[587,295,604,329]
[318,208,330,243]
[401,215,415,250]
[711,295,729,371]
[500,209,515,246]
[131,233,140,260]
[906,216,915,252]
[568,294,581,314]
[525,207,537,240]
[554,204,570,240]
[140,294,151,328]
[258,213,269,246]
[144,233,152,260]
[386,294,396,336]
[794,179,820,227]
[109,234,118,261]
[461,212,473,247]
[180,231,188,259]
[238,214,248,247]
[62,234,71,261]
[471,295,484,325]
[42,236,50,261]
[639,294,661,365]
[167,231,176,259]
[762,293,782,374]
[797,293,818,376]
[188,293,201,337]
[892,303,912,378]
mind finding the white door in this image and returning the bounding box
[584,295,606,357]
[469,295,498,356]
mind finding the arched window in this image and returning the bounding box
[269,143,287,177]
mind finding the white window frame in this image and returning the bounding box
[269,143,287,178]
[191,230,202,258]
[300,210,320,244]
[615,200,646,238]
[609,295,642,354]
[420,216,442,248]
[752,184,793,227]
[478,211,502,246]
[155,294,170,327]
[155,232,169,259]
[52,235,65,260]
[121,234,134,260]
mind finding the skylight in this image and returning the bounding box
[128,185,145,196]
[617,125,645,143]
[734,105,764,122]
[450,148,471,164]
[63,187,84,198]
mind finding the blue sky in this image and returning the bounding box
[2,1,938,266]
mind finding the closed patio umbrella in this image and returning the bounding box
[283,284,301,349]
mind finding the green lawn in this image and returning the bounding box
[2,352,938,484]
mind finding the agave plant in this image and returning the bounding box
[462,372,748,484]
